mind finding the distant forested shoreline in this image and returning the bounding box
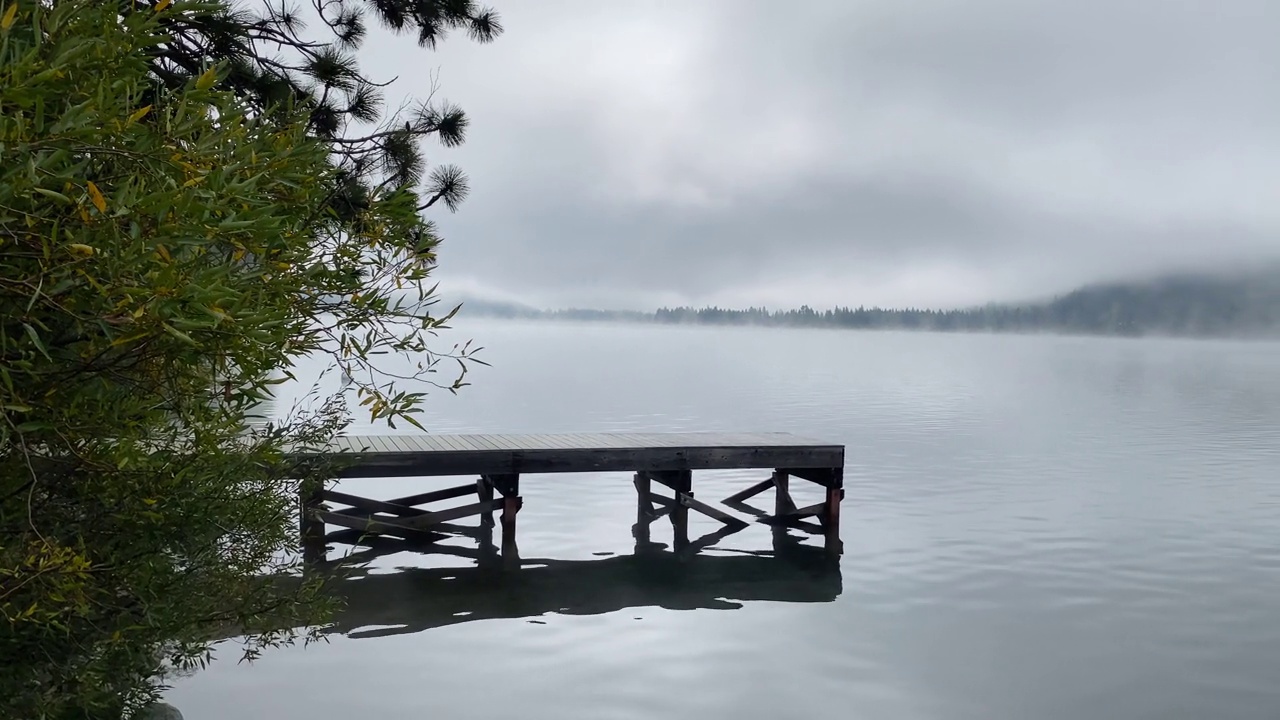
[457,269,1280,339]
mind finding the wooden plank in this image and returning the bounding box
[469,435,503,451]
[725,477,775,504]
[403,499,504,528]
[364,435,391,453]
[385,484,478,507]
[331,447,840,478]
[678,493,750,529]
[455,435,491,451]
[323,489,427,517]
[457,436,486,450]
[649,493,674,507]
[643,492,676,523]
[434,435,467,450]
[536,434,576,449]
[722,499,767,518]
[467,434,500,449]
[394,434,432,452]
[576,433,622,448]
[782,466,844,488]
[327,431,841,452]
[423,435,458,452]
[648,471,683,491]
[612,433,659,448]
[313,433,844,478]
[382,434,413,452]
[436,435,468,451]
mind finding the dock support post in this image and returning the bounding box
[298,479,326,564]
[477,475,495,528]
[669,470,692,550]
[633,472,653,548]
[492,474,521,563]
[822,468,844,556]
[773,471,794,516]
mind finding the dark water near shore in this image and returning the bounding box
[171,322,1280,720]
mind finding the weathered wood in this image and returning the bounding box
[323,489,427,518]
[297,432,845,560]
[326,484,491,521]
[384,484,478,507]
[678,493,750,529]
[634,472,652,524]
[647,470,685,491]
[477,476,495,528]
[403,499,505,528]
[823,485,842,554]
[490,473,519,498]
[669,470,692,550]
[500,476,522,566]
[724,477,775,504]
[311,432,843,478]
[722,499,767,518]
[780,466,843,488]
[635,495,674,526]
[774,471,796,515]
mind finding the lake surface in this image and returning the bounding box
[170,321,1280,720]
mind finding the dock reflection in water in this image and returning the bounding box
[304,530,841,640]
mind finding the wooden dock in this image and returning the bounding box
[299,432,846,562]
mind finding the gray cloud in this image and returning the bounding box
[355,0,1280,309]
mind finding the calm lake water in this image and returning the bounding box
[170,321,1280,720]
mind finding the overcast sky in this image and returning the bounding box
[353,0,1280,310]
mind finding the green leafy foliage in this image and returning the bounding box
[0,1,493,716]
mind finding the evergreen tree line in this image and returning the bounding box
[508,271,1280,338]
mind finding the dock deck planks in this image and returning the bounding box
[320,431,843,478]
